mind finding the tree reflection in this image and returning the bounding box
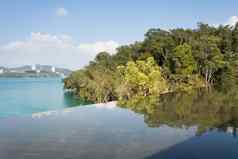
[63,92,93,108]
[118,88,238,136]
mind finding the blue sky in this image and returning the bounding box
[1,0,238,43]
[0,0,238,69]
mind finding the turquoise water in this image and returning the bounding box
[0,78,82,118]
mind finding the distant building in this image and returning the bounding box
[51,66,55,73]
[31,65,36,71]
[36,70,41,73]
[10,70,17,73]
[0,69,3,74]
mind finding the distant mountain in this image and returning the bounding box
[0,65,72,78]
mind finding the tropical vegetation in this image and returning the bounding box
[64,23,238,103]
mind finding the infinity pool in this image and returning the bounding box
[0,101,238,159]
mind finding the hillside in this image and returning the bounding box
[0,65,72,78]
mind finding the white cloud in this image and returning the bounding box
[56,7,68,17]
[225,16,238,26]
[0,32,120,70]
[211,16,238,28]
[79,41,119,54]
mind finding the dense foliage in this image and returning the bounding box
[117,57,168,100]
[64,23,238,103]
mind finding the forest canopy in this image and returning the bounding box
[64,23,238,103]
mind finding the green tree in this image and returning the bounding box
[144,29,175,66]
[64,22,238,103]
[194,35,226,85]
[172,43,197,75]
[117,57,168,100]
[232,23,238,52]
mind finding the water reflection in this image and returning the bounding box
[63,92,93,108]
[118,88,238,136]
[60,88,238,159]
[1,88,238,158]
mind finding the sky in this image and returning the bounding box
[0,0,238,70]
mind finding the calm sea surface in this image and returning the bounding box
[0,78,83,118]
[0,78,238,158]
